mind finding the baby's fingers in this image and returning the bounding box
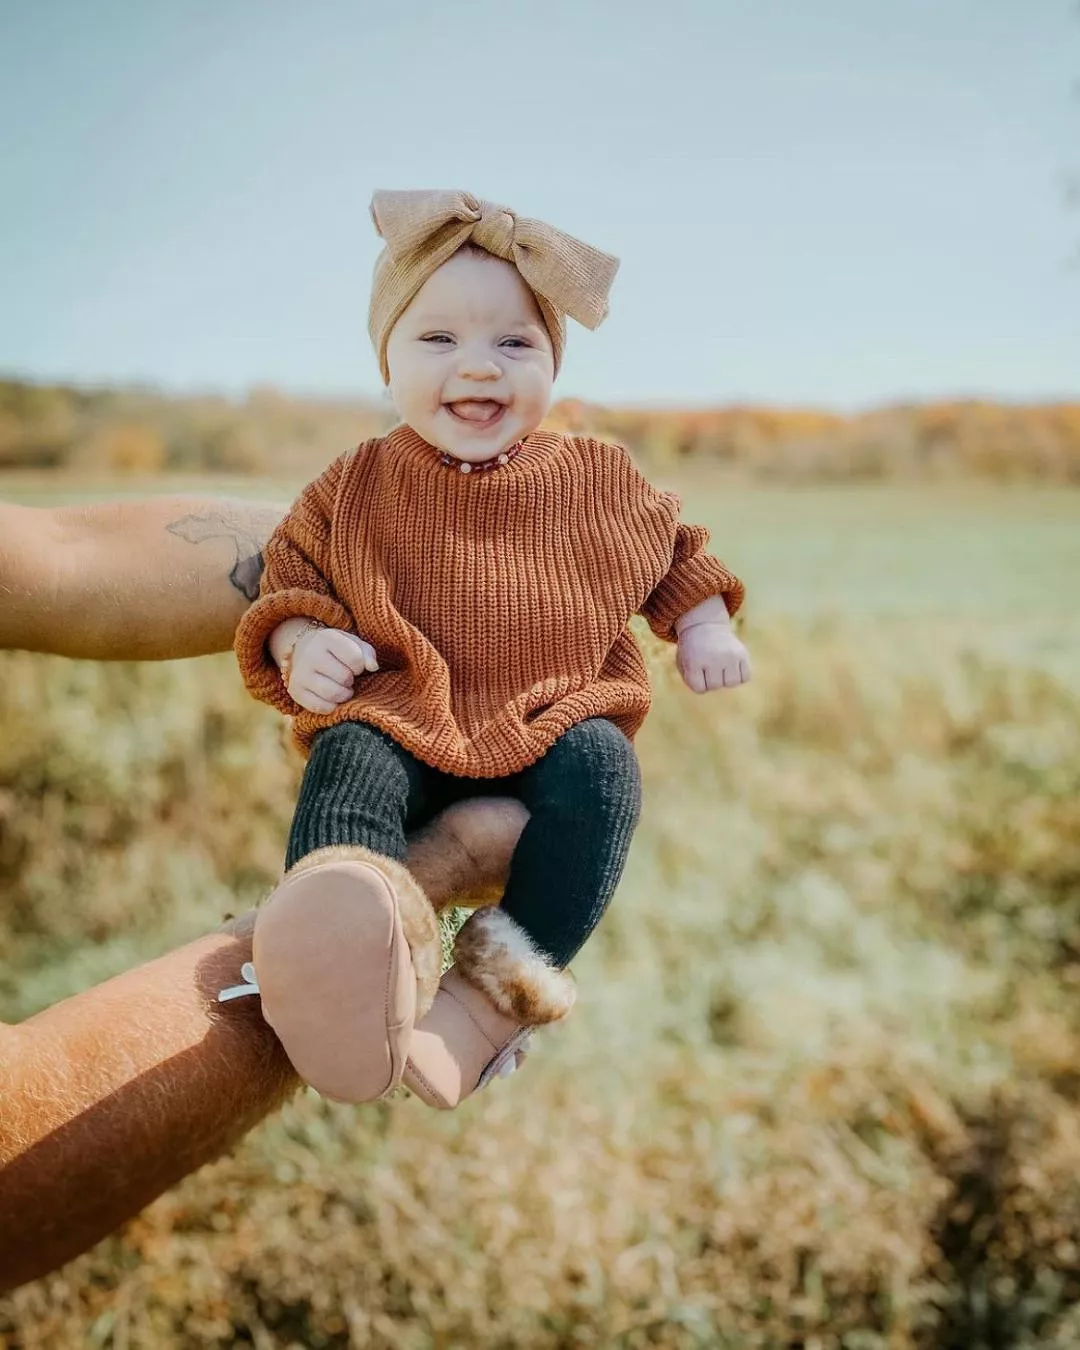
[289,685,342,714]
[712,657,751,689]
[302,671,353,705]
[324,628,379,676]
[678,653,709,694]
[709,661,736,690]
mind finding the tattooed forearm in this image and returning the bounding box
[0,498,287,659]
[165,505,282,602]
[228,548,265,603]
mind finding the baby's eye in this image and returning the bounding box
[499,337,530,349]
[421,334,454,345]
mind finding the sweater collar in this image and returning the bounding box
[386,423,564,480]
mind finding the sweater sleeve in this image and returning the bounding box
[234,453,356,712]
[639,494,745,643]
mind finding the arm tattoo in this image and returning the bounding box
[165,506,282,603]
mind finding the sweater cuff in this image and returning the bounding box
[234,588,355,713]
[642,557,745,644]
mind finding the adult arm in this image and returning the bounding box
[0,914,295,1290]
[0,797,527,1292]
[0,497,286,660]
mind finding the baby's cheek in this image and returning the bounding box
[518,371,554,425]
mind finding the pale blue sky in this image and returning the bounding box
[1,0,1077,408]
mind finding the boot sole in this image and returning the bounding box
[253,860,415,1103]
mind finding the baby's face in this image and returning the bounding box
[385,250,555,463]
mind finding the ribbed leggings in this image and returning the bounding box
[286,718,641,967]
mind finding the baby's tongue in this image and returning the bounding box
[450,400,501,423]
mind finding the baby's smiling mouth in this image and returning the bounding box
[444,399,507,426]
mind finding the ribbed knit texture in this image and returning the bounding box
[288,718,641,966]
[234,425,745,779]
[286,722,416,870]
[496,717,640,966]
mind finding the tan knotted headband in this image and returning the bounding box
[367,189,620,383]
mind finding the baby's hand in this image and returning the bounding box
[676,622,751,694]
[272,620,379,713]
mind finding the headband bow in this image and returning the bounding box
[367,189,619,382]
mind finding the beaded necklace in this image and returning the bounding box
[437,441,525,474]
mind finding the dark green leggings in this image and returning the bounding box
[287,718,641,967]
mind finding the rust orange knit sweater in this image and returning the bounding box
[235,425,744,778]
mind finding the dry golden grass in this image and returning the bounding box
[2,482,1080,1347]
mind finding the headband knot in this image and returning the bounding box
[471,204,516,260]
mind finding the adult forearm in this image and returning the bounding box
[0,798,527,1292]
[0,917,298,1292]
[0,497,286,660]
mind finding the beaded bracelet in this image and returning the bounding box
[280,618,326,690]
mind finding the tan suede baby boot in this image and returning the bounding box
[403,906,576,1110]
[251,845,441,1104]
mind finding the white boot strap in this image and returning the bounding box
[217,961,261,1003]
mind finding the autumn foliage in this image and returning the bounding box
[2,377,1079,481]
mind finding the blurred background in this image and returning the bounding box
[2,2,1079,1346]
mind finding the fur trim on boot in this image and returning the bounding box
[286,844,440,1018]
[453,907,576,1025]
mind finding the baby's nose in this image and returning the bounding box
[456,353,502,380]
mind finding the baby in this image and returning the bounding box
[233,190,750,1109]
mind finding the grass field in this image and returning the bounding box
[2,476,1080,1348]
